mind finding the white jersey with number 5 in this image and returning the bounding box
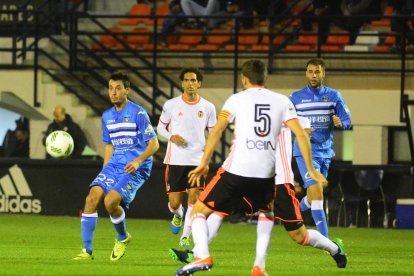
[220,87,297,178]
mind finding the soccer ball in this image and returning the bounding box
[45,130,74,159]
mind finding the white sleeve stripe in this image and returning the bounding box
[295,102,336,109]
[297,110,335,115]
[107,122,136,130]
[109,131,137,138]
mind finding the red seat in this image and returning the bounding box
[320,45,341,52]
[100,27,124,48]
[237,29,259,45]
[372,45,390,52]
[144,4,170,26]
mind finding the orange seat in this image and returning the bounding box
[320,45,341,52]
[141,44,165,50]
[298,35,318,45]
[168,44,192,50]
[205,29,231,44]
[223,44,248,51]
[251,45,269,51]
[285,45,312,51]
[144,4,170,26]
[237,29,259,45]
[326,34,350,45]
[126,28,151,45]
[262,35,286,45]
[119,3,152,26]
[100,27,124,48]
[385,36,396,45]
[372,45,390,52]
[178,29,203,45]
[196,44,220,51]
[371,19,390,27]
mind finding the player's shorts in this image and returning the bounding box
[90,160,152,209]
[199,168,275,215]
[165,165,205,193]
[274,183,304,231]
[295,156,331,188]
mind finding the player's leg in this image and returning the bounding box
[252,209,274,275]
[287,226,347,268]
[180,186,202,246]
[296,156,329,237]
[166,165,186,234]
[73,186,105,260]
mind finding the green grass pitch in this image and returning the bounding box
[0,214,413,275]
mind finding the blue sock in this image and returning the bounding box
[110,210,127,241]
[300,196,311,211]
[81,213,98,254]
[311,200,329,238]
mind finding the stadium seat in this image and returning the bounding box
[298,34,318,45]
[99,27,125,49]
[285,45,313,51]
[144,4,170,26]
[168,29,203,50]
[195,29,231,51]
[326,34,350,45]
[118,3,152,26]
[337,169,388,228]
[320,45,341,52]
[372,45,391,52]
[237,29,260,46]
[126,28,151,46]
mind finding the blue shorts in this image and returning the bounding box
[295,156,331,188]
[90,160,152,208]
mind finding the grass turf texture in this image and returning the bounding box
[0,214,413,275]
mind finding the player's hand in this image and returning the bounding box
[124,160,140,174]
[188,164,209,187]
[170,134,187,146]
[308,169,328,187]
[332,115,342,128]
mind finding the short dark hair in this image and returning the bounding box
[109,71,131,89]
[179,67,203,82]
[241,60,267,85]
[306,58,326,70]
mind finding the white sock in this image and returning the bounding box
[192,212,224,258]
[181,204,193,239]
[207,212,224,242]
[168,202,183,217]
[254,212,274,269]
[303,229,339,255]
[191,213,210,259]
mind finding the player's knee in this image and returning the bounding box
[103,196,119,212]
[85,194,100,210]
[287,225,307,244]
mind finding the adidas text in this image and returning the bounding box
[0,195,42,213]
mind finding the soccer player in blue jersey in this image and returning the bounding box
[73,71,159,261]
[290,58,351,238]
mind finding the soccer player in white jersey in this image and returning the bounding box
[73,71,159,261]
[171,117,347,275]
[157,68,217,247]
[175,59,327,275]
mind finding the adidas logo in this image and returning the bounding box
[0,164,42,213]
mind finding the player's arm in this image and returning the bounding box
[333,93,352,129]
[157,117,186,145]
[103,144,113,167]
[285,118,327,186]
[188,112,229,186]
[124,137,159,174]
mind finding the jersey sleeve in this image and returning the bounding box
[220,96,236,123]
[283,98,298,123]
[137,110,157,142]
[159,100,172,125]
[335,92,352,129]
[207,103,217,129]
[102,115,111,144]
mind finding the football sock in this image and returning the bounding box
[207,212,224,242]
[191,213,210,259]
[254,212,274,269]
[302,229,338,255]
[300,196,311,211]
[311,200,329,237]
[110,209,127,241]
[81,212,98,254]
[181,204,193,239]
[168,202,184,218]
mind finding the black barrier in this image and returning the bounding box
[0,158,220,219]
